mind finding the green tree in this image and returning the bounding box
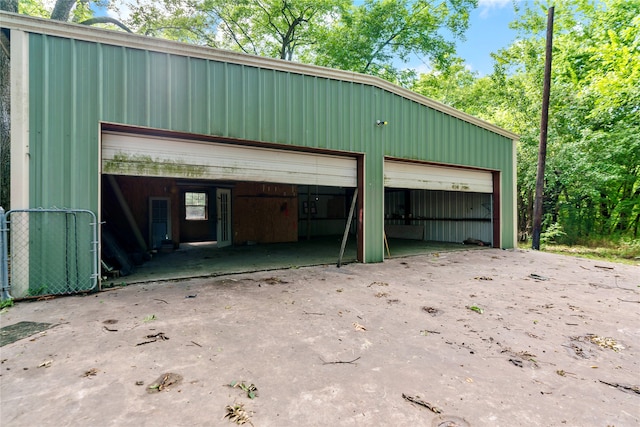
[535,0,640,241]
[204,0,348,60]
[0,0,18,210]
[0,0,130,209]
[309,0,477,84]
[123,0,349,60]
[412,0,639,242]
[121,0,477,84]
[15,0,46,17]
[16,0,128,27]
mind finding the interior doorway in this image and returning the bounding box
[216,188,232,248]
[149,197,171,249]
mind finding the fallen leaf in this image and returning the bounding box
[367,282,389,287]
[147,373,183,393]
[353,322,367,331]
[223,403,253,425]
[82,368,98,378]
[422,306,442,316]
[467,305,484,314]
[586,334,625,352]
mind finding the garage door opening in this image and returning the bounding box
[383,160,499,255]
[385,188,493,245]
[99,130,361,283]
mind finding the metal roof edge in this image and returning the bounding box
[1,11,520,141]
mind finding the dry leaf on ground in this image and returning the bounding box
[353,322,367,331]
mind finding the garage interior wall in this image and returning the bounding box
[297,186,352,238]
[103,176,339,249]
[100,130,357,250]
[5,13,518,268]
[233,182,299,244]
[384,190,493,243]
[101,176,356,253]
[102,176,181,250]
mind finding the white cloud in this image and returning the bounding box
[406,63,432,75]
[479,0,514,7]
[478,0,518,18]
[104,1,132,20]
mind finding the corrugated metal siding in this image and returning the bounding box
[377,93,515,248]
[366,87,387,261]
[30,35,101,209]
[377,93,515,247]
[26,31,515,260]
[385,190,493,243]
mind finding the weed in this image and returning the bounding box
[229,381,258,399]
[540,222,566,244]
[27,285,49,297]
[467,305,484,314]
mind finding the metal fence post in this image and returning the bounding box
[0,207,11,301]
[88,210,99,291]
[3,208,99,299]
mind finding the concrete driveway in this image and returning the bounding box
[1,249,639,426]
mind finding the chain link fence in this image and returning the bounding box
[0,208,99,300]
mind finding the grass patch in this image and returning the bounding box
[518,239,640,265]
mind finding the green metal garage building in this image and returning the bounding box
[2,12,518,296]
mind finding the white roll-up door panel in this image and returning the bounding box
[384,160,492,193]
[102,132,357,187]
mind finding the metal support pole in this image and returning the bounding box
[0,207,12,301]
[337,188,358,268]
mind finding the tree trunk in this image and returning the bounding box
[50,0,77,21]
[517,191,527,241]
[599,192,611,234]
[0,0,17,209]
[0,1,17,13]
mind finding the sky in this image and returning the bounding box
[454,0,520,75]
[404,0,521,76]
[91,0,522,77]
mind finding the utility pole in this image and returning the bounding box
[532,6,554,250]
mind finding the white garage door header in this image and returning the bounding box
[384,160,493,193]
[102,132,357,187]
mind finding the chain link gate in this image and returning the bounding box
[0,208,99,300]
